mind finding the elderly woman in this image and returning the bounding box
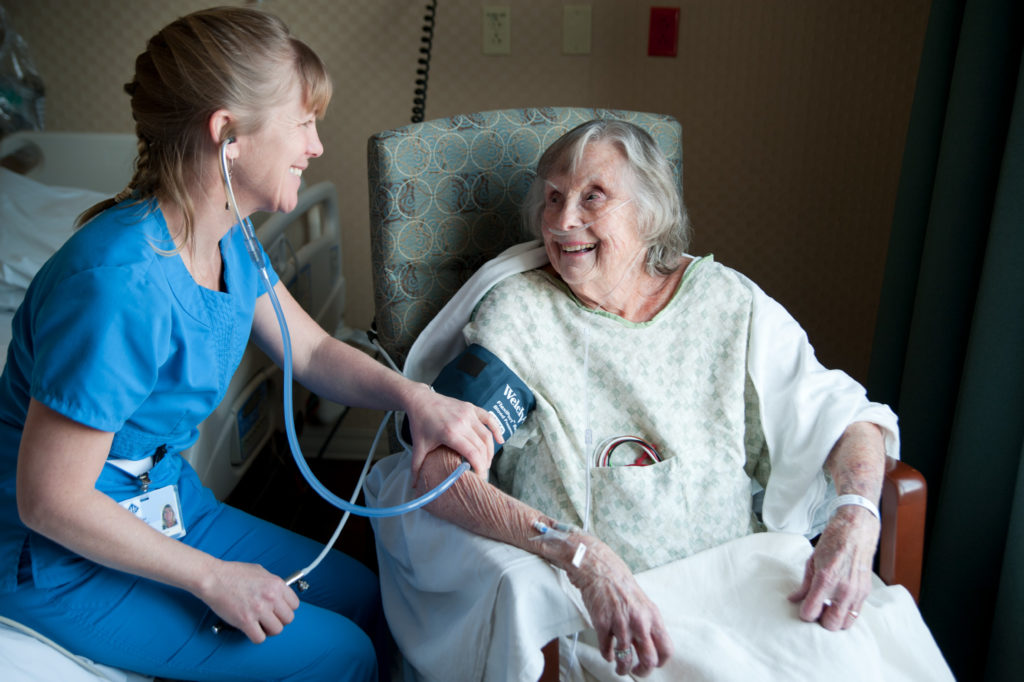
[370,119,952,680]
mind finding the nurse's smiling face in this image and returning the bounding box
[540,140,646,308]
[234,79,323,215]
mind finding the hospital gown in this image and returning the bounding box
[466,258,767,571]
[465,256,897,570]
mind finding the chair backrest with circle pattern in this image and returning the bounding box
[367,107,683,367]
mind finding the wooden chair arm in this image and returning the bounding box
[878,456,927,602]
[539,639,559,682]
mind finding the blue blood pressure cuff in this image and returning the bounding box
[403,344,535,453]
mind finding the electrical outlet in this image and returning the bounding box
[482,5,511,55]
[563,5,592,55]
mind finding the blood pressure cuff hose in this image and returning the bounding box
[402,344,535,453]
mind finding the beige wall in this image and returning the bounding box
[6,0,931,383]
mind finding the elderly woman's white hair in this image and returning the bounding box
[522,119,692,276]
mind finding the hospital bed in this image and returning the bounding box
[0,130,352,680]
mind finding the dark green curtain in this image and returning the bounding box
[868,0,1023,679]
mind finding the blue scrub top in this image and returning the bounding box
[0,199,279,591]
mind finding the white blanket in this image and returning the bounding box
[367,455,951,681]
[368,452,584,682]
[565,532,952,681]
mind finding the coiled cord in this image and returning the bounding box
[411,0,437,123]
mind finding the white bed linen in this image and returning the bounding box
[0,617,151,682]
[1,168,107,371]
[0,168,105,308]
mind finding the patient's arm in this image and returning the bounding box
[417,447,673,678]
[788,421,885,630]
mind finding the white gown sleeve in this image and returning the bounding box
[741,272,900,535]
[402,241,547,383]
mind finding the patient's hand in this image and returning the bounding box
[565,536,674,677]
[790,421,885,631]
[788,505,880,631]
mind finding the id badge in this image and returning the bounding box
[119,485,187,539]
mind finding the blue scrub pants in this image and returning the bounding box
[0,499,386,681]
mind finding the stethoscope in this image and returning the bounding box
[211,137,469,631]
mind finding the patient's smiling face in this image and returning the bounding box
[541,140,647,309]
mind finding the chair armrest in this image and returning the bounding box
[878,456,927,602]
[540,639,559,682]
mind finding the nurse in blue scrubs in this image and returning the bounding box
[0,7,499,681]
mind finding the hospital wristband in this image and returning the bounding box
[828,494,880,521]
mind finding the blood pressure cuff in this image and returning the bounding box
[402,344,535,453]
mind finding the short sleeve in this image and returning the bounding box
[31,264,170,432]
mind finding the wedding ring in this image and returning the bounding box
[615,649,631,661]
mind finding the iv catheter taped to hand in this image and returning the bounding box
[401,343,536,453]
[532,519,588,568]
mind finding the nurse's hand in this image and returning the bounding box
[403,383,503,480]
[200,561,300,643]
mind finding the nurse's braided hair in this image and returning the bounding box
[77,6,331,246]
